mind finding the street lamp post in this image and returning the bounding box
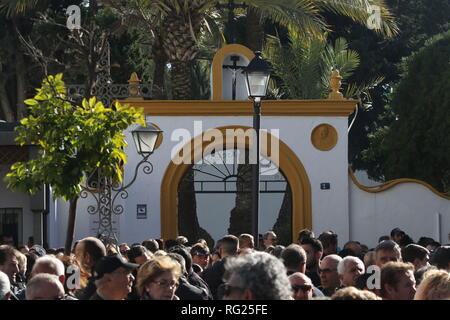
[243,52,271,246]
[81,123,162,246]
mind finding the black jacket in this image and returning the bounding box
[175,276,209,300]
[188,271,213,300]
[76,276,97,300]
[201,258,227,300]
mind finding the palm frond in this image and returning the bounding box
[0,0,40,17]
[314,0,399,37]
[245,0,328,39]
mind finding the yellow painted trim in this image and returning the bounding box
[121,99,357,117]
[211,44,255,100]
[160,125,312,241]
[349,167,450,200]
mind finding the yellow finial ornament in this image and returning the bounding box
[328,69,344,100]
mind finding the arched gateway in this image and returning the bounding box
[160,126,312,244]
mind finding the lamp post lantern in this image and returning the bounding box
[132,123,162,159]
[243,51,271,246]
[81,123,162,246]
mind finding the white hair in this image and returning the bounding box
[25,273,64,300]
[32,255,65,276]
[337,256,365,275]
[0,271,10,300]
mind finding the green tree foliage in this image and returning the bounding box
[264,31,382,99]
[5,74,145,251]
[358,31,450,194]
[103,0,397,99]
[323,0,450,163]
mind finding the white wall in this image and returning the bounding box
[0,165,33,245]
[117,115,349,244]
[349,176,450,249]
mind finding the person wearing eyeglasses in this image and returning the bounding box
[90,254,138,300]
[318,254,342,296]
[136,255,181,300]
[25,273,65,300]
[288,272,313,300]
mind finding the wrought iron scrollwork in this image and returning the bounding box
[67,40,153,108]
[80,158,154,244]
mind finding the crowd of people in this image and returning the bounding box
[0,228,449,300]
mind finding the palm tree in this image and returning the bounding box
[103,0,397,100]
[264,30,383,99]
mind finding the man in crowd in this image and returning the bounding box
[31,255,66,284]
[281,244,323,297]
[338,256,365,288]
[202,235,238,299]
[221,252,292,300]
[0,245,21,299]
[142,239,159,253]
[281,244,306,275]
[432,246,450,271]
[25,273,65,300]
[288,272,313,300]
[300,237,323,287]
[297,229,315,244]
[319,254,342,296]
[342,241,363,258]
[15,255,72,300]
[401,244,430,271]
[167,252,210,300]
[262,231,277,250]
[318,231,338,257]
[190,243,210,272]
[375,240,402,268]
[90,254,138,300]
[238,234,255,251]
[390,228,405,244]
[380,261,416,300]
[169,246,212,299]
[74,237,107,299]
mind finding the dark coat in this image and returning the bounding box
[89,292,105,300]
[76,276,97,300]
[188,271,213,300]
[201,258,227,300]
[175,276,209,300]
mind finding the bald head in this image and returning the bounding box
[31,256,65,285]
[26,273,65,300]
[289,272,313,300]
[75,237,106,271]
[322,254,342,266]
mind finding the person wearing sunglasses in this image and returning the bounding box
[288,272,313,300]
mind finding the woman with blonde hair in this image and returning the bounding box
[414,269,450,300]
[136,255,181,300]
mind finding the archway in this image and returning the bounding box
[160,126,312,242]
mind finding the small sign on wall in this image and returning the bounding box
[320,183,331,190]
[137,204,147,219]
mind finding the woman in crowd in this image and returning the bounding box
[136,255,181,300]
